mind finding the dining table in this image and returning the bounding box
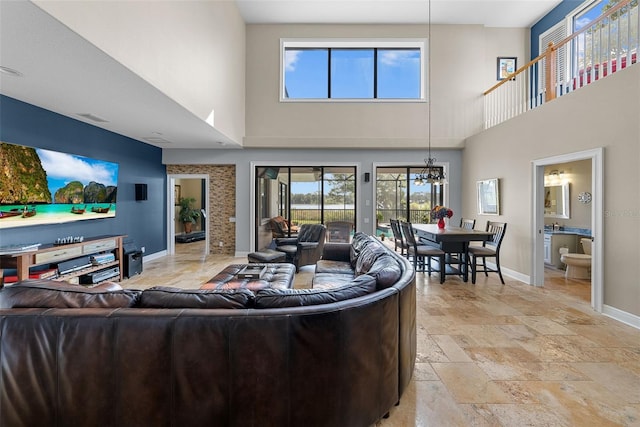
[411,223,495,282]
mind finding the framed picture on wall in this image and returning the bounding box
[497,57,517,80]
[477,178,500,215]
[174,185,181,205]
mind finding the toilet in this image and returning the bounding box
[560,238,592,279]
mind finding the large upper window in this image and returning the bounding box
[281,39,426,101]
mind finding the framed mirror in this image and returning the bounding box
[544,183,570,219]
[477,178,500,215]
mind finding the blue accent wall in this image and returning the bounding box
[0,95,166,254]
[531,0,584,59]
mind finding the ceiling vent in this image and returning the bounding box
[143,136,172,144]
[77,113,109,123]
[0,66,23,77]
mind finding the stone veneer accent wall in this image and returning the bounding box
[166,164,236,255]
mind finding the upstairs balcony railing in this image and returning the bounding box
[484,0,638,129]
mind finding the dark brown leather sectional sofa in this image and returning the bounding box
[0,233,416,427]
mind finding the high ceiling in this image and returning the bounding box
[237,0,563,27]
[0,1,561,150]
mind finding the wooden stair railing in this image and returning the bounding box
[484,0,637,129]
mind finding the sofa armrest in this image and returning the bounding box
[275,237,298,246]
[321,243,351,262]
[298,242,319,251]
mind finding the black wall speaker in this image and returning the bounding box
[135,183,148,201]
[364,172,370,182]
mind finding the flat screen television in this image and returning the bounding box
[0,141,119,229]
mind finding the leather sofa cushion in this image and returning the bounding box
[0,279,140,308]
[312,272,357,290]
[350,232,375,268]
[140,286,254,309]
[321,243,351,263]
[315,256,400,290]
[315,259,353,275]
[354,239,388,275]
[254,275,376,308]
[366,255,402,289]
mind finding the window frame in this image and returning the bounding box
[280,38,427,103]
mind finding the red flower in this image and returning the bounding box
[431,205,454,220]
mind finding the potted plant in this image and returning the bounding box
[178,197,201,234]
[376,212,383,227]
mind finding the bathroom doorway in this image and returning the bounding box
[532,148,603,312]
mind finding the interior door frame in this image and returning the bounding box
[167,174,210,256]
[531,147,603,312]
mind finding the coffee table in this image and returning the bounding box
[200,263,295,292]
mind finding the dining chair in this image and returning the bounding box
[468,221,507,284]
[390,219,408,256]
[459,218,476,230]
[400,221,445,283]
[452,217,476,270]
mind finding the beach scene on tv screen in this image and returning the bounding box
[0,141,119,229]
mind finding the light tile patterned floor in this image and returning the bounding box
[123,241,640,427]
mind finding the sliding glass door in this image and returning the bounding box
[375,166,443,234]
[255,166,357,250]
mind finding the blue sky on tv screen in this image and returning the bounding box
[36,148,119,194]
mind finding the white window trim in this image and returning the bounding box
[279,38,427,103]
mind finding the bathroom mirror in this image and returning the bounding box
[544,183,570,219]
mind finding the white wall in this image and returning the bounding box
[34,0,246,144]
[464,65,640,317]
[245,24,527,149]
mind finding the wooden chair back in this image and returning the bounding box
[399,221,418,248]
[459,218,476,230]
[484,221,507,251]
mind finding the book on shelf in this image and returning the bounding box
[2,268,58,284]
[237,265,266,280]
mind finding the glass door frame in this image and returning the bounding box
[250,161,362,252]
[373,161,450,228]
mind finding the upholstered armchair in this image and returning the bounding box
[269,216,299,238]
[275,223,327,271]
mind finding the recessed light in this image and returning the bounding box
[0,66,23,77]
[77,113,109,123]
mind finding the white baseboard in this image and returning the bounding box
[480,262,531,285]
[603,304,640,330]
[235,251,250,259]
[143,250,166,263]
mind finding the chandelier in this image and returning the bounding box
[414,157,445,185]
[414,0,446,187]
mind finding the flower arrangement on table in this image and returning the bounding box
[431,205,453,228]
